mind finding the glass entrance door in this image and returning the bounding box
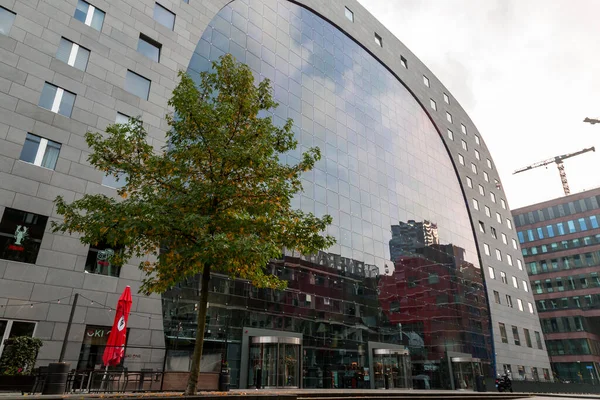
[450,357,481,390]
[248,336,300,388]
[372,348,411,389]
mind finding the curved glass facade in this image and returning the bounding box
[162,0,492,390]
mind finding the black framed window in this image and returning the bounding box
[0,208,48,264]
[84,241,122,277]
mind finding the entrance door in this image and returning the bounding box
[248,336,300,388]
[450,357,481,390]
[372,348,411,389]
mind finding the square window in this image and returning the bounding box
[461,139,468,151]
[443,93,449,104]
[0,208,48,264]
[475,135,480,145]
[125,70,151,100]
[473,198,479,211]
[154,3,175,30]
[137,34,161,62]
[478,185,484,196]
[400,56,407,69]
[446,112,452,123]
[374,32,382,47]
[38,82,76,117]
[447,129,454,140]
[458,154,464,165]
[423,75,430,87]
[430,98,436,111]
[102,172,127,189]
[0,6,16,36]
[466,176,472,188]
[56,37,90,71]
[345,6,354,22]
[115,112,130,125]
[74,0,105,31]
[19,133,62,170]
[474,149,480,160]
[461,123,467,134]
[471,163,477,174]
[85,241,122,277]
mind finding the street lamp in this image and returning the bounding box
[584,117,600,125]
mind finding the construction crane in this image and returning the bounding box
[513,146,596,196]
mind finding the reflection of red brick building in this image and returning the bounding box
[379,244,491,364]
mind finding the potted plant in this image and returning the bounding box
[0,336,43,393]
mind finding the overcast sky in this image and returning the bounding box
[357,0,600,210]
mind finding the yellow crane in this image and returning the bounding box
[513,146,596,196]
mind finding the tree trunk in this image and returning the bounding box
[184,264,211,395]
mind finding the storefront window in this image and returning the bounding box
[77,325,128,370]
[0,208,48,264]
[0,319,36,359]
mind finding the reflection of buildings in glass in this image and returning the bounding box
[381,220,491,386]
[162,250,387,389]
[389,220,439,261]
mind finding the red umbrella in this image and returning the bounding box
[102,286,132,366]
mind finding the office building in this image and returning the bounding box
[513,188,600,383]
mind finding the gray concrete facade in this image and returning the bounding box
[0,0,550,379]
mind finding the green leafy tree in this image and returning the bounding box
[52,54,334,394]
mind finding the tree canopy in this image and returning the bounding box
[52,54,334,393]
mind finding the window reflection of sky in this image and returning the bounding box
[188,0,478,272]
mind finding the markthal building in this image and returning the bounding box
[0,0,550,392]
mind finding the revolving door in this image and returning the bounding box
[248,336,301,388]
[372,348,411,389]
[450,356,482,390]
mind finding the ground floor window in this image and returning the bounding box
[77,325,129,370]
[553,362,598,384]
[0,319,36,360]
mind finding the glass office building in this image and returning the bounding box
[161,0,490,390]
